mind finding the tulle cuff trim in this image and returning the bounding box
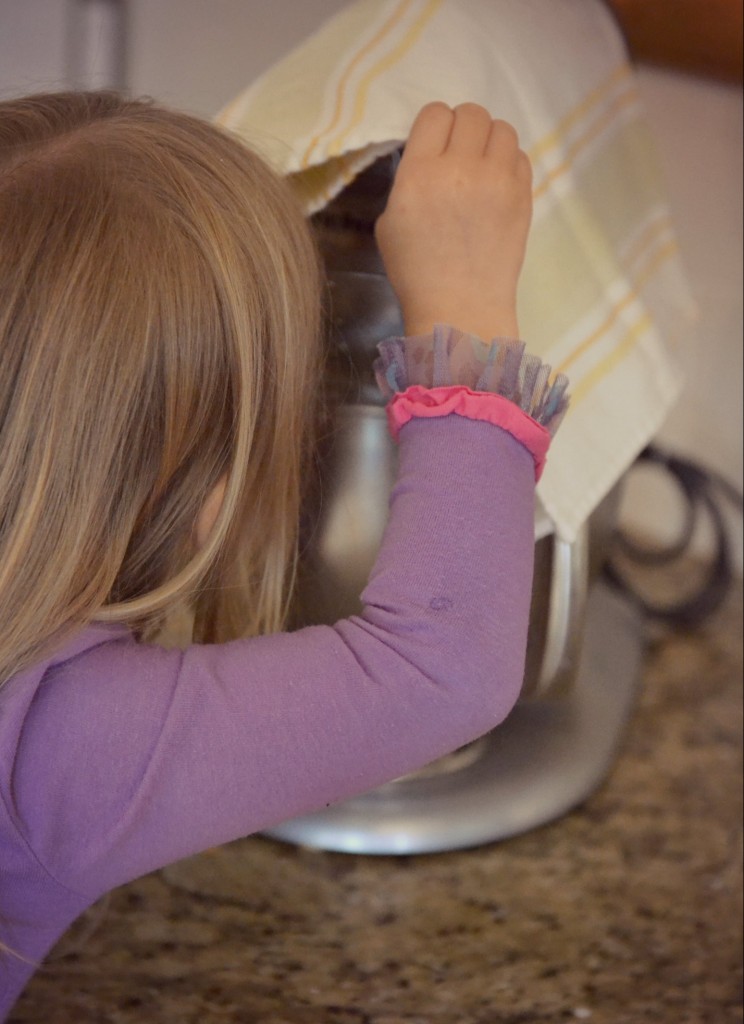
[374,324,570,437]
[387,386,552,480]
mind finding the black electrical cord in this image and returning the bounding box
[603,445,743,627]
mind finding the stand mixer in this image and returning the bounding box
[266,155,643,855]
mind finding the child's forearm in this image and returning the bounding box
[19,416,535,898]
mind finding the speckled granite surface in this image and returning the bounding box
[9,582,743,1024]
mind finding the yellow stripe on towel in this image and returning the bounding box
[327,0,444,158]
[301,0,415,168]
[570,312,653,406]
[529,63,631,166]
[532,88,640,202]
[557,235,680,377]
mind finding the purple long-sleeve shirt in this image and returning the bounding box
[0,414,536,1015]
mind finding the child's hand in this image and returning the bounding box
[375,102,533,341]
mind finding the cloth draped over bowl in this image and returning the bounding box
[216,0,696,540]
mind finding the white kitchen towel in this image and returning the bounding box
[217,0,695,541]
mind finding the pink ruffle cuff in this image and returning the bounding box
[387,385,552,480]
[375,325,570,481]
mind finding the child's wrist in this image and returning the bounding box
[403,311,520,342]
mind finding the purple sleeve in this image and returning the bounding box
[14,415,535,898]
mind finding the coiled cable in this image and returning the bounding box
[604,445,743,627]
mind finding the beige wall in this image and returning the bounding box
[1,0,741,563]
[626,68,742,566]
[0,0,351,111]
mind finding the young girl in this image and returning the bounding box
[0,92,567,1014]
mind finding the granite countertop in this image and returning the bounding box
[9,581,742,1024]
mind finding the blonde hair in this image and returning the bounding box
[0,91,323,685]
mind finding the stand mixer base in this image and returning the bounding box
[264,583,643,855]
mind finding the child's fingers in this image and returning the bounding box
[401,102,454,160]
[447,103,494,156]
[484,118,521,160]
